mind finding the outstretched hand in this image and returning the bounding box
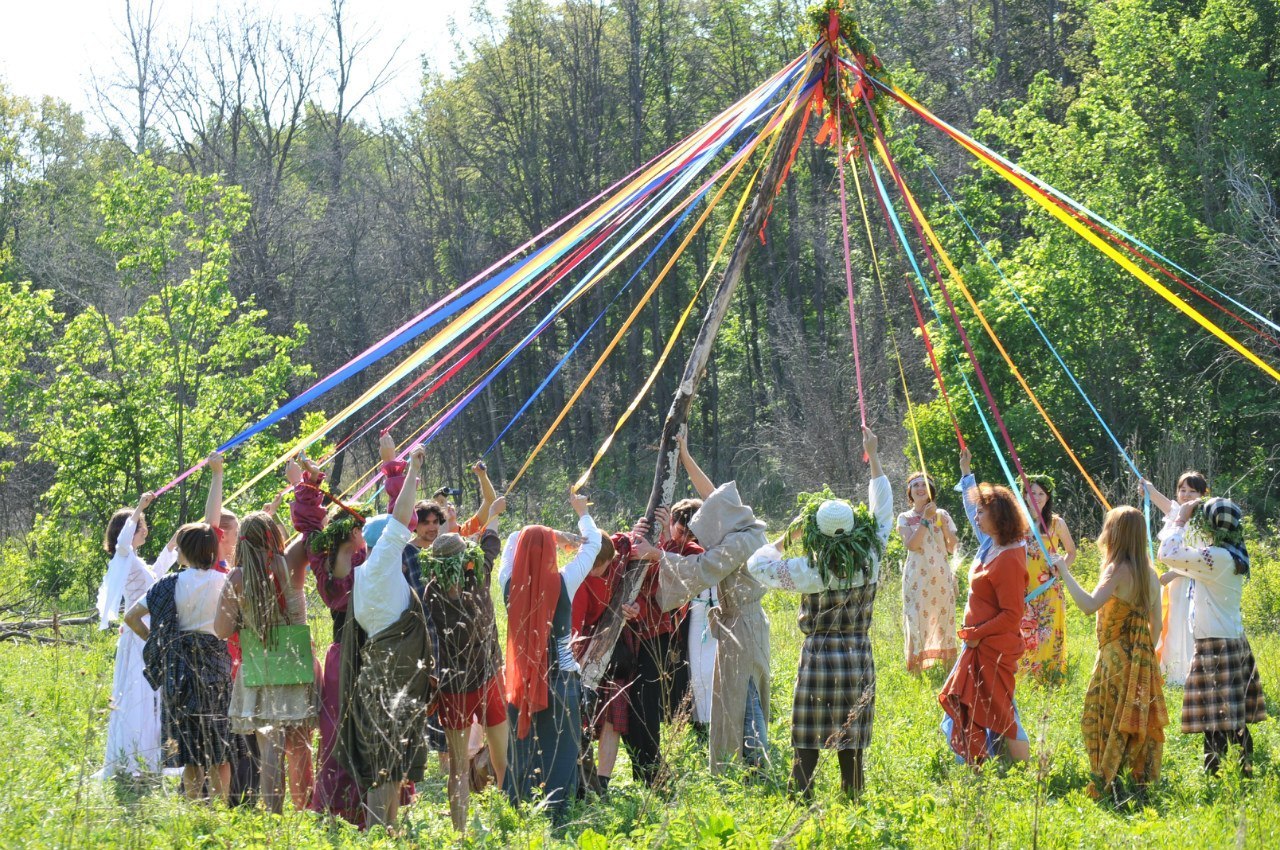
[207,452,224,475]
[632,537,661,562]
[284,459,303,486]
[959,446,972,476]
[137,491,156,511]
[379,431,396,462]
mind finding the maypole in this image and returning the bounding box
[581,3,882,689]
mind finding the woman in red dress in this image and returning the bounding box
[939,482,1030,765]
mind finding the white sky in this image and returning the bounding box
[0,0,504,122]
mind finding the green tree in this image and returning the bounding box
[25,155,312,599]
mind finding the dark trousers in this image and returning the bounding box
[624,632,677,786]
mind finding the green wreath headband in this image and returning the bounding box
[786,486,884,585]
[308,505,372,555]
[417,540,486,589]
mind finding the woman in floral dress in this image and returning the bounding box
[897,473,959,673]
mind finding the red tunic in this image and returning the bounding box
[939,545,1026,763]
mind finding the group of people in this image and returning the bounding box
[93,422,1268,831]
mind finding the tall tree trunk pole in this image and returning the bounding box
[580,59,819,690]
[641,68,817,523]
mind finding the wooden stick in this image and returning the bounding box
[580,57,819,690]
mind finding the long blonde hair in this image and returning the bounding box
[1096,506,1154,611]
[235,512,289,642]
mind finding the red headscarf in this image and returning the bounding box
[503,525,560,739]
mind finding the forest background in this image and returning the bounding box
[1,0,1278,605]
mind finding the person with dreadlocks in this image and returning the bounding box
[416,511,508,833]
[897,472,959,674]
[746,428,891,799]
[288,453,399,825]
[335,445,436,829]
[498,488,605,824]
[212,506,319,813]
[1143,470,1210,686]
[1157,496,1267,777]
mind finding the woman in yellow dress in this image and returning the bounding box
[1017,475,1075,683]
[1055,506,1167,799]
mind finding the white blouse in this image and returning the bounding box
[1157,516,1245,639]
[96,519,177,628]
[174,568,229,635]
[748,475,894,593]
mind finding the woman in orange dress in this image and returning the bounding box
[939,483,1029,765]
[1056,506,1167,799]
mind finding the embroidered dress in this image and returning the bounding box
[1081,596,1168,794]
[1016,519,1068,683]
[897,509,958,673]
[96,521,176,777]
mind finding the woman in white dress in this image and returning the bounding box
[1143,471,1209,686]
[95,491,176,778]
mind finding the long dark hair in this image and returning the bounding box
[103,508,134,556]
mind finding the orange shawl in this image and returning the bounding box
[503,526,560,739]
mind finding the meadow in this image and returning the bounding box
[1,536,1277,849]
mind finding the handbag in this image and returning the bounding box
[238,624,316,687]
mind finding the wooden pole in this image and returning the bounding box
[580,57,819,690]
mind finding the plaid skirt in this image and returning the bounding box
[792,631,875,750]
[1181,637,1267,733]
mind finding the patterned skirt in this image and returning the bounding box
[792,631,875,750]
[1181,636,1267,733]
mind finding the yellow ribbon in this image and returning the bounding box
[508,85,809,494]
[875,136,1112,510]
[890,83,1280,387]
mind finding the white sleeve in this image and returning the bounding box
[498,530,522,592]
[352,516,415,638]
[746,543,825,594]
[560,514,602,601]
[95,519,138,629]
[869,474,893,545]
[1157,518,1234,582]
[150,545,178,581]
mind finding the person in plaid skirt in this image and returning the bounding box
[746,428,892,799]
[1157,496,1266,776]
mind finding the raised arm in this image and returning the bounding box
[560,489,603,600]
[1156,502,1234,582]
[203,452,224,528]
[677,427,715,500]
[958,447,990,552]
[1142,479,1173,516]
[863,427,882,481]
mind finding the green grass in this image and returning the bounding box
[1,541,1277,848]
